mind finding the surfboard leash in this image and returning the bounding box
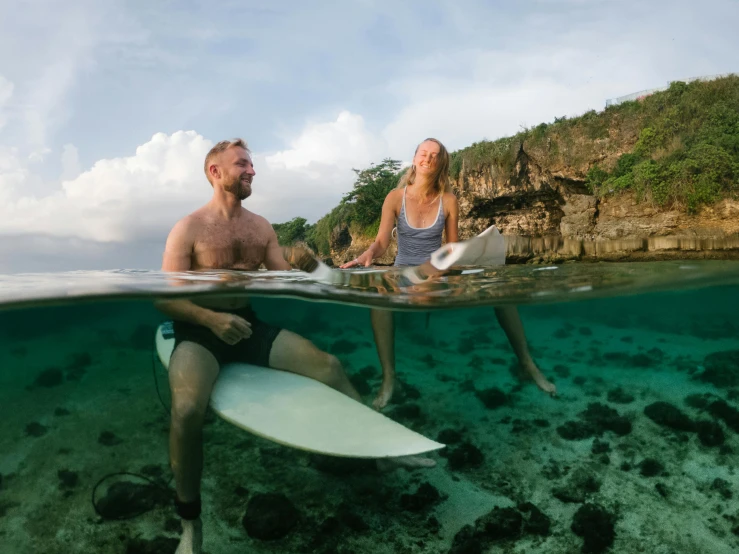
[91,471,174,521]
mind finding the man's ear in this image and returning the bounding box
[208,163,220,181]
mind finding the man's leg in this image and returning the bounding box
[268,330,362,402]
[268,330,434,469]
[370,308,395,410]
[494,306,556,395]
[168,341,220,554]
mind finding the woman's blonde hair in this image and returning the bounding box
[397,138,452,195]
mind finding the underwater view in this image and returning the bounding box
[1,262,739,554]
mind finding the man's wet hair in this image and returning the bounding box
[204,138,250,184]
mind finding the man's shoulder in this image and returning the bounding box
[171,211,203,232]
[243,209,272,229]
[167,209,209,242]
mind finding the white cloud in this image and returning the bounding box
[0,122,379,248]
[60,143,81,181]
[0,75,12,129]
[27,149,51,164]
[244,110,395,223]
[0,131,213,242]
[383,81,598,154]
[0,147,31,204]
[266,111,388,174]
[381,45,656,153]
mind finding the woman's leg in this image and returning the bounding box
[370,308,396,410]
[494,306,556,395]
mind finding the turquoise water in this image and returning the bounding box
[1,261,738,553]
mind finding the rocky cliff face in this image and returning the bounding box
[329,142,739,265]
[457,142,739,239]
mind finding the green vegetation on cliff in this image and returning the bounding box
[452,75,739,213]
[276,75,739,255]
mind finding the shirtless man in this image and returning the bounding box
[156,139,431,554]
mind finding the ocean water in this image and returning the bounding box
[1,261,738,553]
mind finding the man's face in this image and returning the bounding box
[219,146,256,200]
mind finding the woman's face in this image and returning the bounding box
[413,140,441,177]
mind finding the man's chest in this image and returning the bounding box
[192,227,270,270]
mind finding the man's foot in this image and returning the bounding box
[517,361,557,396]
[376,455,437,472]
[175,518,203,554]
[373,380,395,411]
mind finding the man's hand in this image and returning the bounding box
[282,246,320,273]
[207,312,252,345]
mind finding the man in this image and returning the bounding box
[156,139,431,554]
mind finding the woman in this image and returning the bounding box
[342,138,555,409]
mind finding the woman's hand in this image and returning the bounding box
[340,250,373,269]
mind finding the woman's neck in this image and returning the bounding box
[410,175,436,199]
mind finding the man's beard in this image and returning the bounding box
[225,175,252,200]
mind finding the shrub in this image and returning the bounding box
[585,165,609,194]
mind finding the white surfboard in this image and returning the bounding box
[155,323,444,458]
[430,225,506,270]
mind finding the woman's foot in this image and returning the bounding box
[373,379,395,411]
[517,361,557,396]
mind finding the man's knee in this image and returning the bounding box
[316,354,346,387]
[171,395,209,428]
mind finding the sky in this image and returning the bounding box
[0,0,737,273]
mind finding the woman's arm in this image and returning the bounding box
[341,190,399,268]
[444,192,459,243]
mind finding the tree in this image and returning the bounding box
[272,217,312,246]
[342,159,403,227]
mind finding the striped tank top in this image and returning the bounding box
[394,188,445,267]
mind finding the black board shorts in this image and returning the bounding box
[171,307,282,367]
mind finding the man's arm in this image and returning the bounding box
[263,225,292,271]
[155,219,220,328]
[161,218,194,273]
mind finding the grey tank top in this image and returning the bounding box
[394,188,445,266]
